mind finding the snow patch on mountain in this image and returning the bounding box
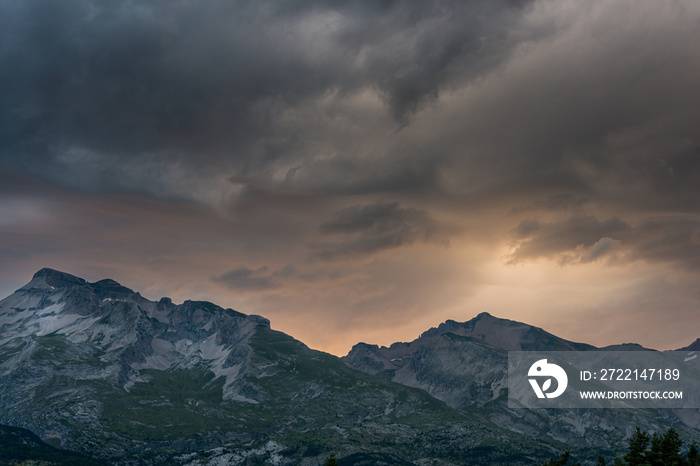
[0,268,268,403]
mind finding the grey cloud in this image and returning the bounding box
[587,237,620,261]
[212,263,350,291]
[510,194,590,215]
[513,219,542,237]
[341,0,530,123]
[507,215,630,264]
[319,201,422,234]
[272,265,297,279]
[313,200,445,260]
[508,213,700,269]
[428,0,700,214]
[213,265,296,291]
[630,217,700,269]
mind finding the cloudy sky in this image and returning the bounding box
[1,0,699,355]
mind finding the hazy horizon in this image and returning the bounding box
[1,0,699,356]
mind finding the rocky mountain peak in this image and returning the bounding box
[1,269,272,399]
[22,269,137,299]
[416,312,595,351]
[89,278,138,300]
[343,311,598,395]
[25,268,86,290]
[32,267,82,281]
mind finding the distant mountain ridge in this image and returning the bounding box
[0,268,569,465]
[342,310,700,456]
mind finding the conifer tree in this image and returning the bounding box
[323,452,338,466]
[687,443,700,466]
[647,432,663,466]
[659,428,683,466]
[620,427,650,466]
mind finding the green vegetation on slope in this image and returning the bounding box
[0,425,104,466]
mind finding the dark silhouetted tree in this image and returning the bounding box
[660,427,683,466]
[647,432,663,466]
[616,427,650,466]
[613,427,696,466]
[687,443,700,466]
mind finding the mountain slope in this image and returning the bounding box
[678,338,700,351]
[0,269,563,465]
[0,424,104,466]
[343,313,700,457]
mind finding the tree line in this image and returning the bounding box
[539,427,699,466]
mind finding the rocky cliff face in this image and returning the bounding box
[343,312,596,412]
[343,312,700,453]
[0,269,562,465]
[344,332,509,409]
[0,268,269,402]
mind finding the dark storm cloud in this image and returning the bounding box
[419,0,700,217]
[1,0,697,220]
[313,200,445,260]
[0,0,530,199]
[0,0,697,207]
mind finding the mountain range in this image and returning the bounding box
[0,268,698,465]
